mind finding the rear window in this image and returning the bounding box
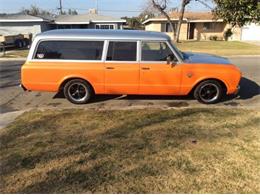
[34,41,104,60]
[106,41,137,61]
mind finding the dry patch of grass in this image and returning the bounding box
[1,49,29,58]
[0,108,260,193]
[177,41,260,56]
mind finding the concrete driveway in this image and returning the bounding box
[0,57,259,113]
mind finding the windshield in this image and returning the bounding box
[170,41,184,60]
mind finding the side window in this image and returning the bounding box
[106,41,137,61]
[34,41,104,60]
[96,24,114,29]
[141,41,176,61]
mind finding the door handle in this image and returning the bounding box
[106,67,115,69]
[142,67,150,70]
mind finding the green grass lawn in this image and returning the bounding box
[1,108,259,193]
[177,41,260,56]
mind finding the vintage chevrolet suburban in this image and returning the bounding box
[21,29,241,104]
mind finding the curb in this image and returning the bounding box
[226,55,260,58]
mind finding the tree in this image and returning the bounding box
[151,0,177,40]
[20,5,53,16]
[150,0,191,42]
[176,0,191,42]
[139,8,155,22]
[213,0,260,27]
[67,9,78,15]
[20,5,78,16]
[121,17,144,30]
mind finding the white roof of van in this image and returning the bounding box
[36,29,171,41]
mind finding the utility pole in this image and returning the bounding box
[96,0,99,13]
[58,0,63,15]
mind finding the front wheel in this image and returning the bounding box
[194,80,223,104]
[64,79,92,104]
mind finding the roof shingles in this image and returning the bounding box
[143,11,221,24]
[55,13,125,24]
[0,13,125,24]
[0,14,51,21]
[168,11,215,20]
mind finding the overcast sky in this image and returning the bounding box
[0,0,214,17]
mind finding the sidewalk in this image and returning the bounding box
[243,41,260,47]
[0,110,25,129]
[0,57,26,61]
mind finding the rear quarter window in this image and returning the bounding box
[34,40,104,60]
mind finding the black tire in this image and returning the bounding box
[15,39,23,48]
[0,43,5,57]
[194,80,223,104]
[24,38,30,47]
[64,79,93,104]
[22,40,26,47]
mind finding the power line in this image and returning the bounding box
[96,0,99,13]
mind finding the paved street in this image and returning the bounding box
[0,57,259,114]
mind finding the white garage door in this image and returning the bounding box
[241,23,260,41]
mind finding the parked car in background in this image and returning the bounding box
[21,29,241,104]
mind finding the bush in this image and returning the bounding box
[209,35,218,41]
[224,29,233,41]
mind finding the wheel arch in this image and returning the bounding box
[189,78,228,96]
[59,76,95,94]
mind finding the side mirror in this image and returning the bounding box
[166,55,177,67]
[166,55,173,64]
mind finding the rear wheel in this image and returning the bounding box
[64,79,92,104]
[194,80,223,104]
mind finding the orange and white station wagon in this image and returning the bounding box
[21,29,241,104]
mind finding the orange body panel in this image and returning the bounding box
[21,61,241,96]
[139,63,182,95]
[105,63,139,94]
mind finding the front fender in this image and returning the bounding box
[180,76,230,95]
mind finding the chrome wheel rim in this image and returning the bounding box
[199,83,219,103]
[68,82,88,102]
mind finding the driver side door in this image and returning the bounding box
[139,41,182,95]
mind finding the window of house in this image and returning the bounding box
[203,22,215,30]
[106,41,137,61]
[34,41,104,60]
[165,23,177,32]
[141,41,176,61]
[95,24,114,29]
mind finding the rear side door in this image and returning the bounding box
[139,41,182,95]
[104,41,139,94]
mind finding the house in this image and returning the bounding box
[0,14,54,37]
[142,11,259,41]
[55,9,126,30]
[0,9,126,37]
